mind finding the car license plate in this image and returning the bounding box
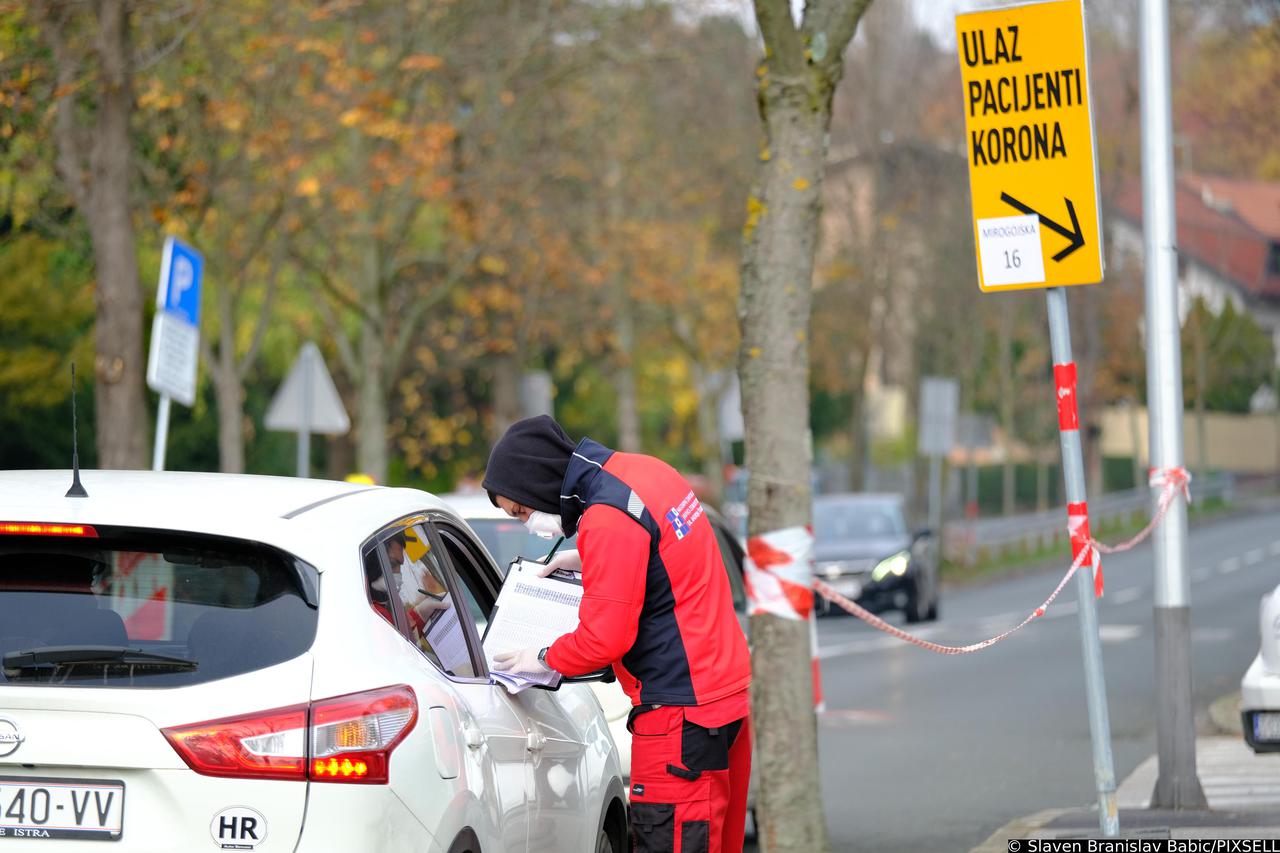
[832,578,862,600]
[0,776,123,841]
[1256,712,1280,743]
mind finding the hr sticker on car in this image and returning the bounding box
[210,806,267,850]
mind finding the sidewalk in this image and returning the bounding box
[972,735,1280,850]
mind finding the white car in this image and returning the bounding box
[0,471,627,852]
[1243,582,1280,752]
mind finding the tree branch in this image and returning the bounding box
[802,0,875,78]
[753,0,806,73]
[30,1,90,209]
[236,226,288,379]
[312,286,360,380]
[384,248,479,389]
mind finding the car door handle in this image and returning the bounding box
[462,723,485,750]
[526,731,547,752]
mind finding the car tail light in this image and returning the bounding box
[162,685,416,785]
[310,685,417,784]
[163,705,308,781]
[0,522,98,537]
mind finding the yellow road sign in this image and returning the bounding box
[955,0,1103,292]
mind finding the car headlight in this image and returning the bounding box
[871,551,910,582]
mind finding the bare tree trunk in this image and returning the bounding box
[357,307,389,482]
[692,365,725,505]
[37,0,148,469]
[491,352,522,441]
[999,301,1016,515]
[614,290,641,452]
[1192,307,1208,475]
[605,154,641,453]
[212,361,244,474]
[1128,399,1144,489]
[1078,290,1105,496]
[740,2,872,850]
[848,344,872,491]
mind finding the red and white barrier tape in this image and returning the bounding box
[810,466,1191,655]
[744,526,815,621]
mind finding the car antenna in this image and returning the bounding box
[66,362,88,498]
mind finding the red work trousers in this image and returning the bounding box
[628,707,752,853]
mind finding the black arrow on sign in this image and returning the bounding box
[1000,193,1086,262]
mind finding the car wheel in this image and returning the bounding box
[746,807,759,841]
[595,828,614,853]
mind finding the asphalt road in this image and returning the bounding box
[800,504,1280,852]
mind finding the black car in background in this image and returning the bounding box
[812,493,939,623]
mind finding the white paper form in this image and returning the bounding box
[482,558,583,693]
[422,601,472,675]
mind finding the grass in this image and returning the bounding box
[942,495,1231,586]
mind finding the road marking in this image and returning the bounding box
[1192,567,1214,583]
[1108,587,1142,605]
[1191,627,1234,643]
[818,708,891,728]
[1099,624,1142,643]
[1246,549,1265,566]
[1221,557,1242,574]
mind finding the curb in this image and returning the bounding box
[1208,691,1242,737]
[970,809,1071,853]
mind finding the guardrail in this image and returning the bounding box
[943,472,1234,566]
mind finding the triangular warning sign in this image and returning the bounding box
[264,342,351,435]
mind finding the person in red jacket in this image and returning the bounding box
[485,415,752,853]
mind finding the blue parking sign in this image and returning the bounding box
[159,236,203,327]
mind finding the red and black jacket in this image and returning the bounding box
[544,439,751,707]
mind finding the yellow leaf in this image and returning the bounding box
[748,347,762,359]
[339,109,362,127]
[793,178,810,191]
[295,177,320,197]
[478,255,507,276]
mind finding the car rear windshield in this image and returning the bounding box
[0,528,318,688]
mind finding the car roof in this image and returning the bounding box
[0,470,456,570]
[437,491,505,520]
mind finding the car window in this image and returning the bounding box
[0,530,317,688]
[434,524,499,639]
[362,522,478,679]
[465,517,575,577]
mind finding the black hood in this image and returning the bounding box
[482,415,577,515]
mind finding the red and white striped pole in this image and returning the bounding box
[1046,286,1118,836]
[1054,361,1103,598]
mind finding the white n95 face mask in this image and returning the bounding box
[524,511,564,539]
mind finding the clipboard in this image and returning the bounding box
[482,558,584,692]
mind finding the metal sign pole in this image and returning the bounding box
[297,350,312,479]
[1139,0,1205,809]
[152,394,172,472]
[1046,286,1119,836]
